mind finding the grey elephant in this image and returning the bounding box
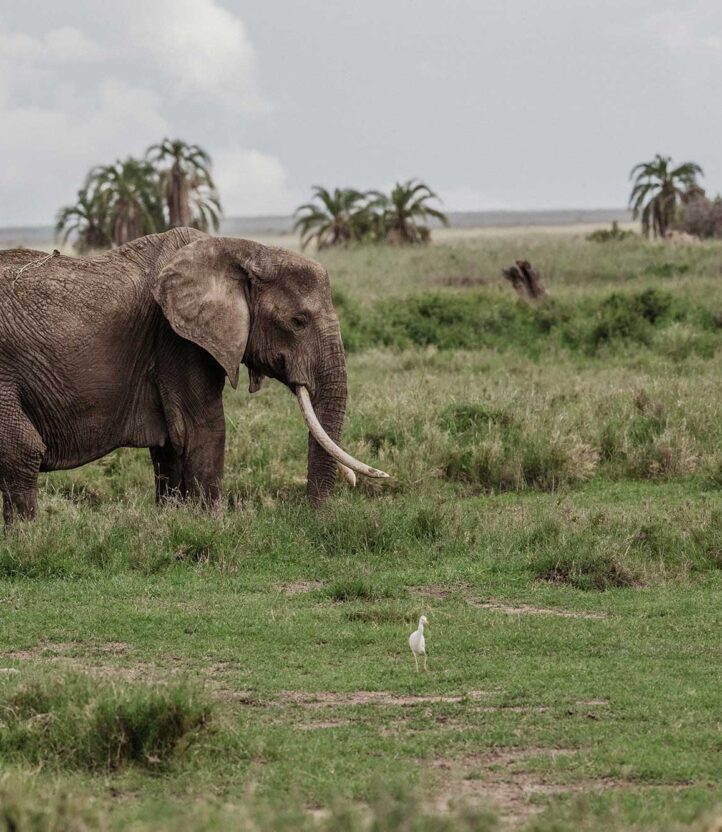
[0,228,388,525]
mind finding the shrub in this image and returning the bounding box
[0,675,209,771]
[533,547,638,590]
[444,430,598,493]
[586,221,635,243]
[338,288,711,358]
[441,403,513,435]
[586,289,677,352]
[690,510,722,570]
[326,577,388,602]
[168,518,220,564]
[0,777,99,832]
[643,261,691,278]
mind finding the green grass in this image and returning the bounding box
[2,230,722,830]
[0,675,209,771]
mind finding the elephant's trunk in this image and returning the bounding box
[299,331,390,505]
[305,334,348,505]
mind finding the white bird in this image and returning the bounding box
[409,615,429,672]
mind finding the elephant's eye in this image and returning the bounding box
[291,314,309,330]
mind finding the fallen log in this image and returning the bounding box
[502,260,546,300]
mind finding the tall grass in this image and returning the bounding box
[0,675,209,771]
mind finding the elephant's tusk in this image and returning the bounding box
[296,387,390,480]
[338,464,357,486]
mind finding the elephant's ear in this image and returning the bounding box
[153,238,251,389]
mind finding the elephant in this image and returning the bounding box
[0,228,388,525]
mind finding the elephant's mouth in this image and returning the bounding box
[248,368,264,394]
[295,386,390,481]
[244,352,286,394]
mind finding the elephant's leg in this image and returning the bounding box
[150,443,185,504]
[0,391,46,525]
[182,406,226,508]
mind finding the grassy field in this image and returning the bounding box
[2,229,722,831]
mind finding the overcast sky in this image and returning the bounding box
[1,0,721,225]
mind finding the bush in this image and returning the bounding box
[525,508,722,588]
[0,777,99,832]
[336,288,709,358]
[533,547,638,590]
[598,390,701,480]
[0,675,209,771]
[586,221,636,243]
[325,577,390,602]
[586,289,677,353]
[443,419,598,493]
[441,403,513,434]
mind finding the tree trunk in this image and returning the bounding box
[168,163,192,228]
[502,261,546,301]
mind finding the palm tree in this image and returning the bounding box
[629,155,703,239]
[87,158,164,246]
[55,187,111,253]
[146,138,221,232]
[369,179,448,244]
[293,187,369,250]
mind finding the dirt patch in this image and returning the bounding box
[277,580,324,596]
[469,601,608,620]
[94,641,130,655]
[477,704,548,714]
[411,583,469,600]
[276,690,491,707]
[409,587,607,620]
[429,749,648,828]
[0,641,180,684]
[0,644,254,694]
[298,719,353,730]
[1,640,131,659]
[1,649,36,661]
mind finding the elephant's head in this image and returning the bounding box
[152,236,388,504]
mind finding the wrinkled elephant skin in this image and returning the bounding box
[0,229,353,524]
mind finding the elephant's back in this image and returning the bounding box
[0,248,49,269]
[0,248,150,348]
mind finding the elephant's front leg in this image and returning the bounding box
[182,408,226,508]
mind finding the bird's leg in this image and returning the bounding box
[423,655,427,672]
[414,654,419,673]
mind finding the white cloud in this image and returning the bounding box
[128,0,268,114]
[0,23,101,63]
[0,8,289,225]
[646,4,722,56]
[213,148,300,216]
[0,79,169,225]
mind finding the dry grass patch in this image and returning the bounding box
[411,586,609,619]
[277,580,325,596]
[297,719,354,730]
[469,600,608,620]
[275,690,491,707]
